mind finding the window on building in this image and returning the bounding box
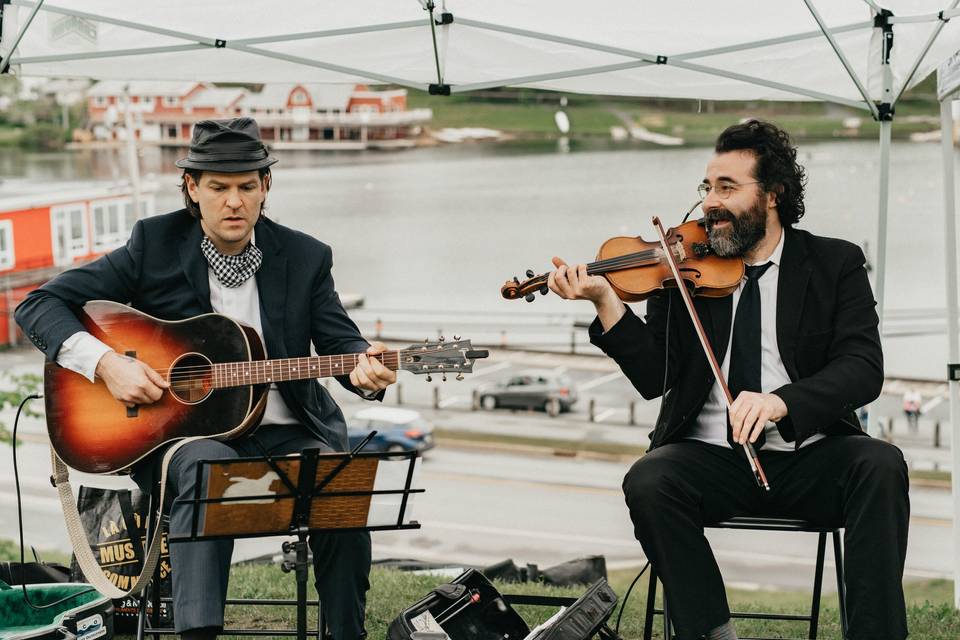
[0,220,14,270]
[141,95,153,105]
[290,90,310,105]
[162,95,179,106]
[50,204,89,266]
[167,125,178,138]
[93,95,107,107]
[91,196,148,252]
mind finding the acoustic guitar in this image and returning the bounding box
[44,300,489,474]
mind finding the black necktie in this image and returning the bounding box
[727,262,773,449]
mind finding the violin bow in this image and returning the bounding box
[652,216,771,491]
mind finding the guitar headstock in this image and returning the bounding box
[399,337,489,381]
[501,268,550,303]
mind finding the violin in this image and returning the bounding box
[501,218,744,303]
[501,216,770,491]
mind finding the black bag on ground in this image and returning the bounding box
[0,560,70,585]
[68,486,173,633]
[388,569,527,640]
[388,569,621,640]
[520,578,620,640]
[483,557,607,587]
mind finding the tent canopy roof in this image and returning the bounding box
[1,1,958,113]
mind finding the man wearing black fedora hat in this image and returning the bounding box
[16,117,393,640]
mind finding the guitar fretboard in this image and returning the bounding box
[210,351,401,389]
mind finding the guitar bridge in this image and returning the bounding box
[126,350,138,417]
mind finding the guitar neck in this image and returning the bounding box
[209,351,399,389]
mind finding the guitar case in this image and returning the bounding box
[388,569,622,640]
[0,579,114,640]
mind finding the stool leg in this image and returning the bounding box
[663,591,672,640]
[832,531,848,639]
[809,532,827,639]
[643,568,657,640]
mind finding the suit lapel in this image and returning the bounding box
[253,220,288,358]
[179,222,213,313]
[776,227,811,379]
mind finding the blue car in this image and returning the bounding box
[347,407,435,454]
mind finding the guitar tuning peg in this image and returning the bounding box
[439,335,445,342]
[525,293,535,303]
[425,374,432,382]
[456,373,464,381]
[423,338,429,344]
[453,335,460,341]
[442,373,447,382]
[540,285,548,295]
[513,276,520,284]
[526,269,535,278]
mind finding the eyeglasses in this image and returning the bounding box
[697,181,761,200]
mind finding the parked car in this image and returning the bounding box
[347,407,435,454]
[477,369,578,416]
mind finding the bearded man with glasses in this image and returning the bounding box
[548,120,908,640]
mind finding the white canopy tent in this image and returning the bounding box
[2,0,960,602]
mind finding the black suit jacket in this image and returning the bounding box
[589,226,883,450]
[15,209,376,452]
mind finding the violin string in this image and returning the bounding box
[515,249,665,290]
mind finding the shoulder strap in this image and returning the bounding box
[51,437,200,598]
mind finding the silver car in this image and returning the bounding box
[478,369,578,417]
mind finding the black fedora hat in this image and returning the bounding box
[175,117,278,172]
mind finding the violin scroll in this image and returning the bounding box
[501,270,550,302]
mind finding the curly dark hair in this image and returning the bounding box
[714,119,806,227]
[179,168,272,219]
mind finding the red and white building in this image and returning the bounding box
[0,180,156,346]
[85,82,431,149]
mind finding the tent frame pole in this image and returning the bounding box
[0,0,43,74]
[13,44,207,66]
[942,91,960,610]
[894,0,960,105]
[802,0,878,119]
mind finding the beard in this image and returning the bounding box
[704,197,767,257]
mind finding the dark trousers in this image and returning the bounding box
[622,436,909,640]
[150,425,372,639]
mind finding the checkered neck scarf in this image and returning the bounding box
[201,235,263,288]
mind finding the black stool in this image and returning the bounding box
[642,517,848,640]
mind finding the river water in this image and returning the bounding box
[2,139,959,378]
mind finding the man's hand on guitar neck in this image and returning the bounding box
[95,351,170,408]
[349,341,397,395]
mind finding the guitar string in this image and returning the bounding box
[141,349,457,387]
[163,353,400,382]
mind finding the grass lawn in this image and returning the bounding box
[2,538,958,638]
[132,565,960,639]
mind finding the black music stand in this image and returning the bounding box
[141,437,423,640]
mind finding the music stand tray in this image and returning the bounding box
[168,444,423,640]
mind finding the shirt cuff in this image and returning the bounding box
[56,332,114,383]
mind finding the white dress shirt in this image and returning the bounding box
[687,229,824,451]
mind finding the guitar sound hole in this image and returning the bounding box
[169,353,214,404]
